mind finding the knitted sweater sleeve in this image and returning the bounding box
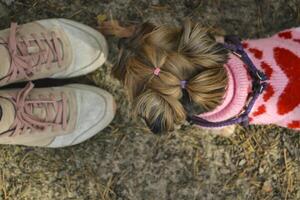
[245,27,300,130]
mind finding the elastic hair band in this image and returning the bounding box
[153,67,161,76]
[180,80,187,89]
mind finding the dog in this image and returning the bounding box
[110,20,300,135]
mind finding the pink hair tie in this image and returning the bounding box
[153,67,161,76]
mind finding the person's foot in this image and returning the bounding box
[0,18,108,86]
[0,82,115,147]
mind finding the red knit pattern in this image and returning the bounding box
[261,61,273,78]
[253,105,266,117]
[260,61,274,102]
[274,47,300,115]
[249,117,253,122]
[288,121,300,128]
[293,39,300,44]
[278,31,292,39]
[249,48,263,59]
[242,42,249,49]
[263,85,274,102]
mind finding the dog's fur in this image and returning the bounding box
[112,20,300,135]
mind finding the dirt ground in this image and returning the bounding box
[0,0,299,199]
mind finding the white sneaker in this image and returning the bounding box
[0,82,115,147]
[0,18,108,86]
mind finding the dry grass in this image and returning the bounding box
[0,0,299,199]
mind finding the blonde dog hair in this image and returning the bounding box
[113,20,229,133]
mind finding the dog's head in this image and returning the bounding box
[112,20,229,134]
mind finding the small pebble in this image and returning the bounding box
[259,167,264,174]
[151,0,160,6]
[262,180,272,193]
[239,159,246,166]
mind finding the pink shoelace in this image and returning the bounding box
[7,82,67,136]
[0,23,63,83]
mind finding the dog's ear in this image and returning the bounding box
[114,22,156,83]
[180,89,205,115]
[136,90,185,134]
[144,114,164,134]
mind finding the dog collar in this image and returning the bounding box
[189,35,268,128]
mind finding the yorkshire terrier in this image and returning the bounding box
[111,20,300,136]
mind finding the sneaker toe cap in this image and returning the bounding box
[48,85,115,147]
[39,18,108,77]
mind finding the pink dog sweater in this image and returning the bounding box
[198,28,300,129]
